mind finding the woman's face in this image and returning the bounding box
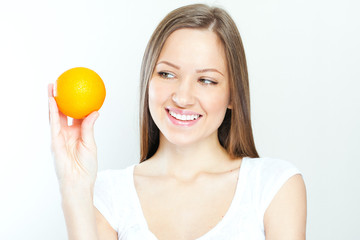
[148,28,231,146]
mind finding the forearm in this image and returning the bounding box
[61,186,99,240]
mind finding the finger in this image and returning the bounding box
[49,96,61,138]
[59,110,68,127]
[81,111,99,146]
[48,84,54,123]
[49,83,68,127]
[48,83,54,97]
[72,117,83,127]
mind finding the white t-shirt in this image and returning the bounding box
[94,157,301,240]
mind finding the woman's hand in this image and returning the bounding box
[48,84,99,194]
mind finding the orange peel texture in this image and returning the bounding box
[54,67,106,119]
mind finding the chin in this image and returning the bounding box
[162,129,218,148]
[162,132,201,147]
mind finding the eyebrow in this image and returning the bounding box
[157,61,180,69]
[196,68,224,76]
[156,61,224,76]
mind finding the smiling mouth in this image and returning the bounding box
[166,108,202,121]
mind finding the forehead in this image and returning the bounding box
[157,28,227,72]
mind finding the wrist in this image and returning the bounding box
[60,182,94,202]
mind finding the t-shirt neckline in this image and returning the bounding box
[129,157,249,240]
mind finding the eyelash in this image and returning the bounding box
[157,71,218,86]
[199,78,217,85]
[158,71,175,79]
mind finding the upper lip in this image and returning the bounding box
[166,107,202,116]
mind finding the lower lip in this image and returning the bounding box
[166,110,201,127]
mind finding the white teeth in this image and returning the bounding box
[169,110,200,121]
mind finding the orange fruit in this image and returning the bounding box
[54,67,106,119]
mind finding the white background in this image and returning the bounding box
[0,0,359,239]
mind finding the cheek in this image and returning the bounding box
[202,88,230,115]
[148,79,170,112]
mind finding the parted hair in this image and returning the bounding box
[139,4,259,162]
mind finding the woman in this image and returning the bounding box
[48,4,306,240]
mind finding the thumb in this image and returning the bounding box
[81,111,99,146]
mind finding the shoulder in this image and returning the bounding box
[94,165,136,205]
[241,157,304,216]
[96,165,134,179]
[244,157,302,187]
[95,165,135,188]
[244,157,300,173]
[94,164,136,200]
[93,165,137,232]
[244,156,303,190]
[263,168,306,239]
[243,157,306,239]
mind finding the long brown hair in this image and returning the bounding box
[139,4,259,162]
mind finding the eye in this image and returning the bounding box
[158,71,175,79]
[199,78,218,85]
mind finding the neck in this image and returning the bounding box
[150,133,234,180]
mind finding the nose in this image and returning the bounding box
[171,77,195,107]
